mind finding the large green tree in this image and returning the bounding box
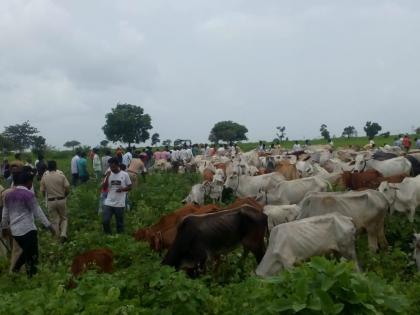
[276,126,286,141]
[0,133,13,153]
[3,121,39,151]
[103,104,152,147]
[208,120,248,143]
[32,135,47,155]
[364,121,382,140]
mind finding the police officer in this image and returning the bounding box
[40,160,70,243]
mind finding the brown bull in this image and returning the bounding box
[341,170,407,191]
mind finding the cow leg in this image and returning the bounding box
[366,227,379,252]
[377,217,388,249]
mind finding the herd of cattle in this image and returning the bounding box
[135,145,420,277]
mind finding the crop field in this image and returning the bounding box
[1,143,420,314]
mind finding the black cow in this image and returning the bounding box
[162,205,267,276]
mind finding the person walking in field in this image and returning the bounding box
[415,138,420,150]
[101,149,112,175]
[1,166,55,277]
[102,158,132,234]
[92,148,102,179]
[402,134,411,152]
[77,152,89,183]
[40,161,70,243]
[122,148,132,167]
[70,151,80,186]
[126,153,145,187]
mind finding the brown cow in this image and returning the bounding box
[134,204,221,250]
[275,160,300,180]
[214,163,227,176]
[149,198,263,252]
[162,205,267,276]
[341,170,407,191]
[202,168,214,183]
[70,248,113,276]
[67,248,113,288]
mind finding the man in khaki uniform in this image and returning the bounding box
[40,160,70,243]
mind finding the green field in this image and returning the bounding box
[0,143,420,314]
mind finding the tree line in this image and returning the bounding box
[1,103,419,153]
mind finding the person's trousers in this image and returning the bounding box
[102,206,125,234]
[48,199,68,238]
[13,230,38,277]
[72,173,79,186]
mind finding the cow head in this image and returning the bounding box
[296,160,314,177]
[378,181,414,220]
[224,171,239,190]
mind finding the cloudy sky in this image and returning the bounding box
[1,0,420,148]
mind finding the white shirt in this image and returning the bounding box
[104,171,132,208]
[93,154,102,171]
[171,150,180,162]
[292,144,301,151]
[71,155,80,174]
[122,152,132,167]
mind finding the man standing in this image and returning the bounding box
[92,148,102,179]
[101,149,112,175]
[122,148,133,168]
[77,152,89,183]
[70,151,80,186]
[40,161,70,243]
[102,158,132,234]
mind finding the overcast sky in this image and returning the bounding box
[1,0,420,148]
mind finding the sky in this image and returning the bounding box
[1,0,420,148]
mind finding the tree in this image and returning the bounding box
[151,133,160,146]
[416,127,420,135]
[208,121,248,144]
[3,121,39,151]
[0,133,13,153]
[341,126,357,138]
[320,124,331,142]
[364,121,382,140]
[64,140,81,151]
[100,140,109,147]
[31,136,47,155]
[276,126,286,141]
[103,103,152,147]
[162,139,172,147]
[379,131,390,138]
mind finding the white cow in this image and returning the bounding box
[378,175,420,222]
[256,213,358,277]
[256,176,330,205]
[296,160,314,177]
[354,154,411,177]
[263,205,301,231]
[224,172,285,198]
[297,190,389,251]
[183,184,206,205]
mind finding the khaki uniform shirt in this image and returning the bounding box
[40,170,70,199]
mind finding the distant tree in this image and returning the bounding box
[276,126,286,141]
[3,121,39,151]
[103,103,152,148]
[342,126,357,138]
[162,139,172,147]
[64,140,81,151]
[209,121,248,144]
[379,131,390,138]
[100,140,109,147]
[272,138,280,145]
[320,124,331,142]
[151,133,160,146]
[0,133,13,153]
[364,121,382,140]
[31,136,47,155]
[416,127,420,135]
